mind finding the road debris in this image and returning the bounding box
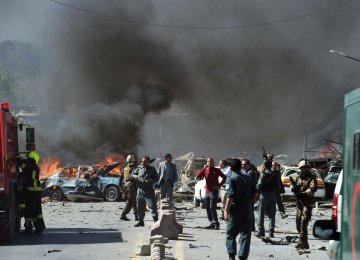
[261,235,299,245]
[46,249,62,253]
[189,243,211,249]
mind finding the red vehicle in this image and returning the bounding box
[0,102,34,242]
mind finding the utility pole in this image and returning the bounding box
[303,128,308,159]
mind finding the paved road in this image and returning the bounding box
[0,200,330,259]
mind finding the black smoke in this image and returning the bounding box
[1,0,359,164]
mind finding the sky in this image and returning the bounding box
[0,0,359,164]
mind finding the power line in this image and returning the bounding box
[48,0,354,30]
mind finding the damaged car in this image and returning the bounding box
[42,162,121,202]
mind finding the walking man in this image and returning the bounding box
[196,157,227,230]
[256,159,280,237]
[272,161,288,219]
[224,159,257,260]
[219,159,232,220]
[158,153,178,204]
[119,154,139,221]
[291,159,317,249]
[131,156,159,227]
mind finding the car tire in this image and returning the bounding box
[49,189,64,202]
[104,186,120,202]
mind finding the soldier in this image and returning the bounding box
[131,156,159,227]
[224,159,257,260]
[16,151,46,234]
[256,160,280,238]
[119,154,138,221]
[290,159,318,249]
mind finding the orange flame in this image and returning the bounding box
[39,157,62,180]
[96,153,124,175]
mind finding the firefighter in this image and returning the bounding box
[16,151,46,234]
[119,154,139,221]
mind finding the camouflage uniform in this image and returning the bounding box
[291,172,317,249]
[120,163,138,221]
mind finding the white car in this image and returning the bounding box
[326,170,343,260]
[280,166,325,198]
[193,178,225,207]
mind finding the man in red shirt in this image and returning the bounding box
[196,157,227,230]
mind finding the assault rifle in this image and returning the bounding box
[289,176,305,200]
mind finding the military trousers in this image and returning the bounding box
[296,203,313,238]
[122,183,137,215]
[136,188,158,221]
[226,204,253,259]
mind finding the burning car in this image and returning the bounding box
[42,162,121,202]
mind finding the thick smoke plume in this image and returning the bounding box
[1,0,360,164]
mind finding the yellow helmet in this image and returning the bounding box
[27,151,40,164]
[298,160,310,168]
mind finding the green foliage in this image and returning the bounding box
[0,66,16,102]
[0,40,42,104]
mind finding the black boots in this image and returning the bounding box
[134,220,144,227]
[280,212,288,219]
[256,230,265,237]
[269,229,274,238]
[295,237,309,249]
[120,214,130,221]
[205,223,215,229]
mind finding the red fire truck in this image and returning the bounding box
[0,102,35,242]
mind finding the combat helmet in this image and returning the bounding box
[126,154,136,163]
[298,160,310,168]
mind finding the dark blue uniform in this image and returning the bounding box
[225,172,256,260]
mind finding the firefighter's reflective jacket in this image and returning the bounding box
[16,156,41,192]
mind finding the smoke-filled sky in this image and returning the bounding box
[0,0,359,164]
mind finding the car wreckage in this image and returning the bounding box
[42,162,121,202]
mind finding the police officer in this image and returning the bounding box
[131,156,159,227]
[256,159,280,238]
[290,159,318,249]
[241,159,259,231]
[119,154,138,221]
[16,151,46,234]
[224,159,257,260]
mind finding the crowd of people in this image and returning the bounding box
[118,153,318,260]
[15,150,317,260]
